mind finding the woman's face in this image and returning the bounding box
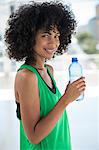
[33,26,60,60]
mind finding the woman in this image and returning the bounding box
[5,1,86,150]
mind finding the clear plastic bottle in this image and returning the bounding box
[69,57,84,101]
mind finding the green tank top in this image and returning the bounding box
[17,64,71,150]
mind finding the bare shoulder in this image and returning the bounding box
[15,68,37,84]
[15,68,38,98]
[46,64,54,76]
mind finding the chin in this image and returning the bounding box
[46,54,54,60]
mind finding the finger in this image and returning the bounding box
[74,77,85,85]
[78,85,86,92]
[76,81,86,88]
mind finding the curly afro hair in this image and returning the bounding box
[4,1,77,64]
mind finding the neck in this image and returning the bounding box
[31,60,46,70]
[33,65,45,70]
[26,54,46,69]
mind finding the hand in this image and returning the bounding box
[63,77,86,105]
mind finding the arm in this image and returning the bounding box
[16,69,85,144]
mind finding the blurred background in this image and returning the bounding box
[0,0,99,150]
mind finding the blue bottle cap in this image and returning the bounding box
[72,57,78,62]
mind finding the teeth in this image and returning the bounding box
[45,49,52,51]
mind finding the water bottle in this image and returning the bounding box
[68,57,84,101]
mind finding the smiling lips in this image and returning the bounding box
[44,48,57,54]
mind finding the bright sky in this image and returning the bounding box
[62,0,99,26]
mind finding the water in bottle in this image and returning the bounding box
[69,57,84,101]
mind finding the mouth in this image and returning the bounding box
[44,48,57,54]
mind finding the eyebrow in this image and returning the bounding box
[41,31,60,35]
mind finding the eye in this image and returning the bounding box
[54,35,60,39]
[42,34,49,38]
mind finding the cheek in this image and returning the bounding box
[35,39,44,48]
[38,38,47,45]
[34,40,46,51]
